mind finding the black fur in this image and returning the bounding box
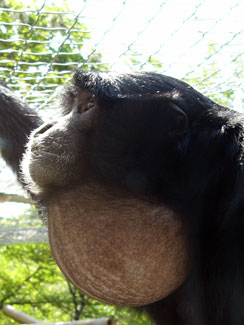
[0,82,42,182]
[1,72,244,325]
[69,72,244,324]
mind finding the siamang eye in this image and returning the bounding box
[76,99,95,114]
[86,99,95,111]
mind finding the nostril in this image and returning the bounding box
[33,122,55,137]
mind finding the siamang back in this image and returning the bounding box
[0,71,244,325]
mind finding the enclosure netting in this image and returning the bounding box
[0,0,243,243]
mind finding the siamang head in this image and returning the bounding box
[21,71,192,306]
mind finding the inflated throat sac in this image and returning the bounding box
[47,184,189,306]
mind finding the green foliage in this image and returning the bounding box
[184,72,235,108]
[0,0,108,97]
[147,57,163,69]
[183,42,237,108]
[0,205,41,228]
[0,210,151,324]
[0,242,151,324]
[125,50,163,71]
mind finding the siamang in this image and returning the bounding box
[0,71,244,325]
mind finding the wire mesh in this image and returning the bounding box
[0,0,243,109]
[0,0,244,242]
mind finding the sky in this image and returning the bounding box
[18,0,244,75]
[73,0,243,76]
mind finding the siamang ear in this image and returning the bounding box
[167,103,188,136]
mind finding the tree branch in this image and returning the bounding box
[0,192,32,204]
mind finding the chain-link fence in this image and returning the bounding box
[0,0,244,110]
[0,0,244,243]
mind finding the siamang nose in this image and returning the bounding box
[33,122,56,137]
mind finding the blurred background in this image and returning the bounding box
[0,0,243,323]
